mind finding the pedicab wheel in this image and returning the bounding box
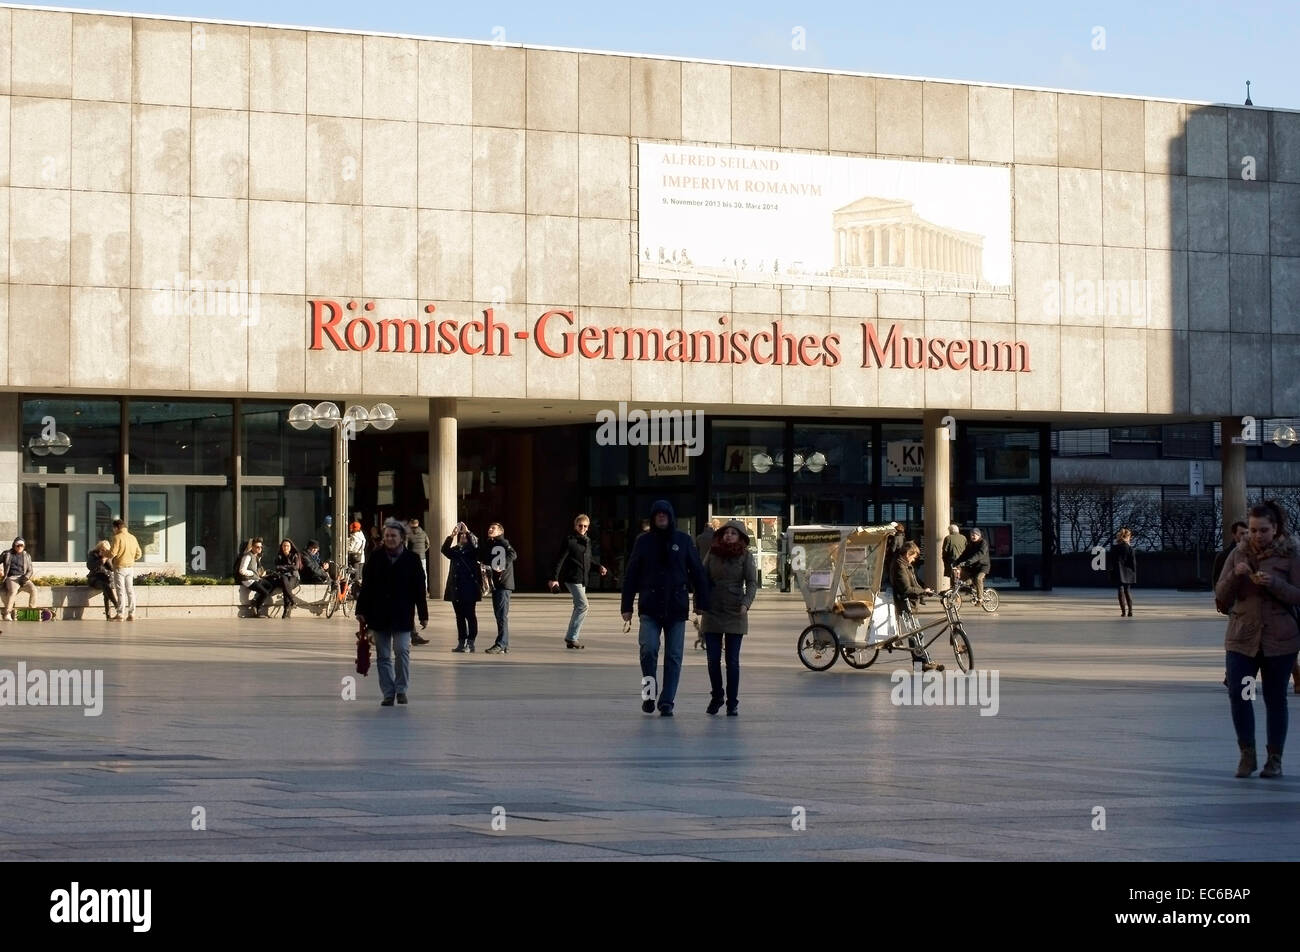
[840,644,880,669]
[324,585,339,619]
[981,588,999,613]
[797,624,840,671]
[950,626,973,673]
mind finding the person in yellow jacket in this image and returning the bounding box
[109,519,143,622]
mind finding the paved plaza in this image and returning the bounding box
[0,588,1296,862]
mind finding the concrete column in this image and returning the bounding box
[429,398,458,598]
[1221,415,1248,543]
[0,394,19,542]
[922,410,952,591]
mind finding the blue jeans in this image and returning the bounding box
[564,583,588,643]
[703,631,743,707]
[374,630,411,699]
[491,589,511,648]
[639,616,686,711]
[1227,650,1298,751]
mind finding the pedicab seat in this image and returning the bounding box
[835,600,871,620]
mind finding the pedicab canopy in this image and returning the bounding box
[786,524,903,614]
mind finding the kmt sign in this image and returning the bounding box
[886,441,924,477]
[648,444,691,477]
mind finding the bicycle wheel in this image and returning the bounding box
[341,586,353,618]
[797,624,840,671]
[981,588,999,613]
[950,626,973,673]
[840,643,879,669]
[324,582,339,618]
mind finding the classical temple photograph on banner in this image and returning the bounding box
[638,143,1011,293]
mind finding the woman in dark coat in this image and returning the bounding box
[272,538,302,618]
[86,540,120,619]
[442,522,481,652]
[1108,527,1137,617]
[697,519,756,716]
[1214,501,1300,779]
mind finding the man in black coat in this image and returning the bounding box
[482,522,517,655]
[621,500,710,716]
[951,527,991,603]
[1212,521,1248,589]
[548,514,606,649]
[356,520,430,706]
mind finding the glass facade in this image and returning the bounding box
[128,401,232,476]
[22,398,119,476]
[18,395,1052,588]
[19,397,333,577]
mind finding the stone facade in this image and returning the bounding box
[0,7,1295,419]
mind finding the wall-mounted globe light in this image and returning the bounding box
[27,433,71,457]
[805,451,827,473]
[751,452,774,474]
[791,453,805,472]
[1273,425,1297,449]
[369,403,397,431]
[343,405,370,432]
[287,403,315,431]
[312,402,341,428]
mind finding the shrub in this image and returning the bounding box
[33,576,87,587]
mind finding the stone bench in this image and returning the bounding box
[24,583,341,620]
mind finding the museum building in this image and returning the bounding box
[3,5,1298,593]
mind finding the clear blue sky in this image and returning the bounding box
[39,0,1300,108]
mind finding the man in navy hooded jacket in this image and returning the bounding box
[621,500,710,716]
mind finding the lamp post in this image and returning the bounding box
[288,401,396,570]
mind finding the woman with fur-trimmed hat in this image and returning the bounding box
[696,519,757,716]
[1215,500,1300,778]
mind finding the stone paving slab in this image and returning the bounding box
[1,589,1297,861]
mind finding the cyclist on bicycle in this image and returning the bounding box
[951,527,991,605]
[890,540,942,671]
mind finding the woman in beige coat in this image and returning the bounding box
[1214,501,1300,778]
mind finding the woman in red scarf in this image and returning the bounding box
[696,520,757,716]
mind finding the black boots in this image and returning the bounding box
[1235,745,1257,777]
[1260,746,1283,779]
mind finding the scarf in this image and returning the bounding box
[709,538,747,559]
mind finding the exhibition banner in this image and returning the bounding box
[637,144,1011,293]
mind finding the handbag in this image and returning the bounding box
[480,563,491,597]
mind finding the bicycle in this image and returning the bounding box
[951,575,999,613]
[324,564,362,619]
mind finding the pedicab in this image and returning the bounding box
[787,524,974,673]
